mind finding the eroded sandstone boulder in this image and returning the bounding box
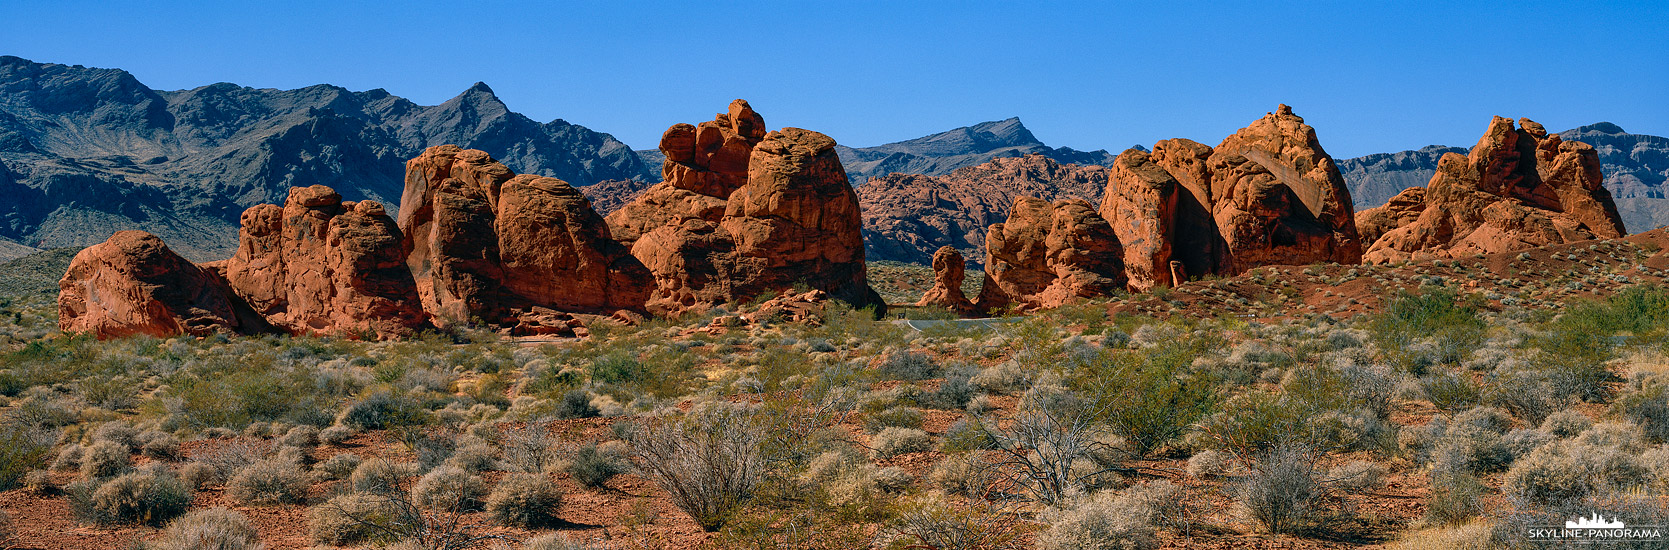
[59,231,263,338]
[607,100,766,246]
[1358,116,1626,263]
[397,147,652,326]
[916,246,973,312]
[1094,105,1359,290]
[976,197,1125,311]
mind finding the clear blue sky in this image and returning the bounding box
[3,1,1664,158]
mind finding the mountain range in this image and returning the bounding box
[0,56,651,260]
[4,55,1665,264]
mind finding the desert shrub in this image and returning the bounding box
[501,424,564,474]
[966,394,996,415]
[1451,406,1513,433]
[1500,428,1555,459]
[280,425,320,448]
[871,427,932,460]
[319,425,354,446]
[629,403,766,531]
[863,406,924,434]
[971,360,1032,393]
[1502,441,1649,505]
[1614,382,1669,443]
[410,465,486,511]
[1428,425,1512,475]
[884,493,1022,550]
[1420,372,1480,412]
[1386,521,1498,550]
[1484,370,1566,424]
[1369,289,1486,373]
[940,417,997,453]
[1533,322,1621,403]
[1425,471,1485,526]
[555,390,601,420]
[319,453,362,480]
[307,492,402,545]
[522,533,606,550]
[1080,344,1221,457]
[878,350,939,381]
[930,454,997,497]
[444,443,497,472]
[351,458,412,494]
[922,364,978,410]
[1573,421,1648,452]
[1201,390,1334,458]
[81,439,132,479]
[142,433,182,461]
[1234,444,1321,534]
[1327,460,1386,492]
[569,443,627,488]
[1188,449,1231,478]
[179,462,216,490]
[338,389,428,431]
[22,469,55,495]
[485,473,564,528]
[93,421,141,449]
[226,458,309,505]
[0,422,54,489]
[51,444,84,471]
[1036,491,1158,550]
[148,507,261,550]
[187,438,272,485]
[1540,409,1593,438]
[84,470,192,526]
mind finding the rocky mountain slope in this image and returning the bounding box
[1339,122,1667,232]
[0,56,652,260]
[855,154,1107,266]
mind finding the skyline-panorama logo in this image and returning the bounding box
[1523,512,1667,543]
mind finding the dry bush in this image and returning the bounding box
[141,433,182,461]
[80,470,192,526]
[351,457,414,494]
[1187,449,1231,478]
[568,443,627,488]
[500,424,564,474]
[308,492,401,545]
[178,462,216,490]
[226,458,309,505]
[1036,481,1183,550]
[884,493,1024,550]
[148,507,261,550]
[22,469,54,495]
[1234,444,1322,534]
[319,453,362,480]
[319,425,354,446]
[80,439,132,479]
[862,406,925,434]
[1327,460,1386,492]
[280,425,319,448]
[628,402,765,531]
[1502,441,1650,505]
[1385,521,1498,550]
[522,533,607,550]
[871,427,931,460]
[1540,409,1593,438]
[485,473,564,528]
[92,421,140,450]
[1425,471,1485,526]
[877,350,940,381]
[411,466,486,511]
[444,443,497,473]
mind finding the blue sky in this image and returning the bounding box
[2,1,1664,157]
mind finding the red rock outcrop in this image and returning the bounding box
[397,147,652,326]
[857,155,1107,266]
[975,197,1125,311]
[1097,105,1360,289]
[612,102,883,316]
[217,185,428,338]
[59,231,266,338]
[916,246,974,312]
[606,100,766,246]
[1358,117,1627,263]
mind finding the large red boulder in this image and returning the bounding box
[916,246,974,313]
[59,231,264,338]
[976,197,1125,312]
[1358,117,1627,262]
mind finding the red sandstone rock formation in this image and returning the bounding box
[58,231,265,338]
[975,197,1125,311]
[1357,116,1627,263]
[218,185,428,338]
[397,147,652,326]
[1097,105,1360,289]
[612,102,883,316]
[916,246,974,312]
[857,155,1107,266]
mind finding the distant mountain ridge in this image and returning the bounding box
[833,117,1119,185]
[1336,122,1669,233]
[0,55,652,260]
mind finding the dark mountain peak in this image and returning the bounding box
[1417,144,1459,152]
[465,81,496,96]
[1572,122,1627,135]
[967,117,1038,146]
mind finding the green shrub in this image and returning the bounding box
[485,473,564,528]
[922,365,978,410]
[589,352,649,385]
[85,470,192,526]
[554,390,600,420]
[0,422,54,489]
[877,350,939,381]
[338,389,428,431]
[226,458,309,505]
[1369,289,1486,373]
[1085,348,1221,457]
[148,507,261,550]
[1420,372,1480,412]
[862,406,924,434]
[569,444,627,489]
[940,418,997,453]
[1614,382,1669,443]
